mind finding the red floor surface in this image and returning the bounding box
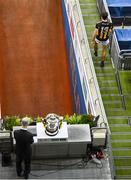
[0,0,74,117]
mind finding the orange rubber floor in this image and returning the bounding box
[0,0,74,117]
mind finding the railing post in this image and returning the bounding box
[115,70,126,110]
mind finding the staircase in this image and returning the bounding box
[79,0,131,179]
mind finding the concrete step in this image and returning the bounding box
[112,139,131,143]
[114,156,131,159]
[106,108,124,112]
[104,103,122,109]
[112,148,131,151]
[97,73,114,77]
[79,0,96,4]
[97,76,116,81]
[85,24,96,27]
[107,110,131,117]
[100,87,118,90]
[101,88,118,94]
[116,175,131,179]
[108,116,131,119]
[95,66,113,70]
[81,8,98,14]
[112,132,131,135]
[116,166,131,169]
[98,81,117,88]
[104,100,121,104]
[102,94,120,97]
[98,80,116,83]
[80,3,96,7]
[95,69,115,74]
[111,134,131,140]
[110,126,131,133]
[108,118,128,124]
[110,124,130,127]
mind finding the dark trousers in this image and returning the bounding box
[16,155,31,177]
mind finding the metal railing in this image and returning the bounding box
[115,70,126,110]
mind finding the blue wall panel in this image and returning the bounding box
[62,0,87,114]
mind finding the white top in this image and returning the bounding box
[36,122,68,140]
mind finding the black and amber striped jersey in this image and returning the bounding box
[95,21,113,41]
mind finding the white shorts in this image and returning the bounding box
[95,38,109,46]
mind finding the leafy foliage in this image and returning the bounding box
[3,114,96,131]
[3,116,21,130]
[64,114,95,127]
[3,115,43,130]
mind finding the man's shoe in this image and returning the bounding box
[100,61,104,67]
[94,51,98,57]
[17,173,21,177]
[17,171,25,177]
[17,171,22,177]
[24,173,29,179]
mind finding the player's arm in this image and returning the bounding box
[109,23,113,34]
[92,28,98,42]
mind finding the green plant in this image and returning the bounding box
[80,114,95,127]
[36,116,43,122]
[3,114,96,131]
[64,114,95,127]
[3,116,41,130]
[3,116,21,130]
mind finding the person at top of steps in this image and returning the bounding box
[92,11,113,67]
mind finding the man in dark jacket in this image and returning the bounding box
[14,117,34,179]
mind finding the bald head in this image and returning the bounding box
[21,117,29,127]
